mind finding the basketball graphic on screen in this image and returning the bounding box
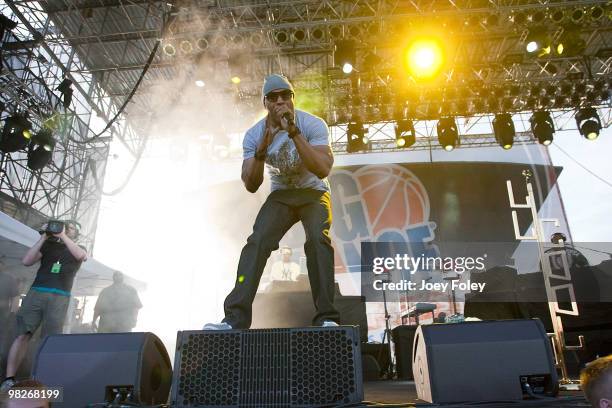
[355,165,430,236]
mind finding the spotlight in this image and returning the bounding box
[0,113,32,153]
[570,8,585,23]
[550,9,566,24]
[525,29,551,57]
[492,113,515,150]
[195,38,208,51]
[27,129,55,170]
[555,27,586,56]
[162,43,176,56]
[589,5,604,21]
[27,146,53,170]
[347,119,369,153]
[195,80,205,87]
[31,128,55,151]
[530,111,555,145]
[56,78,73,108]
[334,40,356,74]
[436,117,459,151]
[179,40,193,54]
[575,107,601,140]
[394,119,416,148]
[404,37,445,80]
[363,52,382,71]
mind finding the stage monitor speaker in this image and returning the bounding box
[33,332,172,407]
[171,326,363,407]
[412,319,558,404]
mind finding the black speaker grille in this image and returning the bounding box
[290,329,356,406]
[172,327,362,407]
[177,332,241,406]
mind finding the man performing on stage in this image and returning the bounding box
[204,74,340,330]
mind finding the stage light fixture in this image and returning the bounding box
[27,146,53,170]
[404,38,444,80]
[347,119,369,153]
[195,38,208,51]
[437,117,459,151]
[27,128,55,170]
[334,40,356,74]
[530,111,555,146]
[179,40,193,54]
[550,9,565,24]
[0,113,32,153]
[571,8,585,23]
[492,113,515,150]
[525,29,551,57]
[589,5,604,21]
[394,119,416,148]
[575,107,601,140]
[162,43,176,56]
[195,80,205,87]
[31,128,55,152]
[555,28,586,57]
[56,78,73,108]
[363,52,382,71]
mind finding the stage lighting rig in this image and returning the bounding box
[437,117,459,151]
[575,107,601,140]
[492,113,515,150]
[0,113,32,153]
[347,118,369,153]
[394,119,416,148]
[334,40,356,74]
[529,111,555,146]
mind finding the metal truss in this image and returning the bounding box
[20,0,611,126]
[0,0,152,252]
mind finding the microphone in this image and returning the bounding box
[282,111,295,126]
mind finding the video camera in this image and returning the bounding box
[45,220,65,235]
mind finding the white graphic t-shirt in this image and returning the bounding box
[243,110,331,192]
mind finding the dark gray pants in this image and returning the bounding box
[223,188,340,329]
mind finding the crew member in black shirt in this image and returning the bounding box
[0,220,87,392]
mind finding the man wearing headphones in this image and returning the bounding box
[0,220,87,392]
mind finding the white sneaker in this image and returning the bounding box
[321,320,339,327]
[202,322,233,330]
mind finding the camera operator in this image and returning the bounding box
[0,220,87,392]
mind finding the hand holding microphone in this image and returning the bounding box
[279,110,299,139]
[281,111,295,126]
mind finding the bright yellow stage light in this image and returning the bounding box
[405,38,444,79]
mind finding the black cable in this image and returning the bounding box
[551,142,612,190]
[69,7,175,145]
[87,130,148,196]
[68,37,160,145]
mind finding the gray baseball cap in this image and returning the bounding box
[262,74,294,103]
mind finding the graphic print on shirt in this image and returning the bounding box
[266,139,303,188]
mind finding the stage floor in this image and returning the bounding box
[361,380,589,407]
